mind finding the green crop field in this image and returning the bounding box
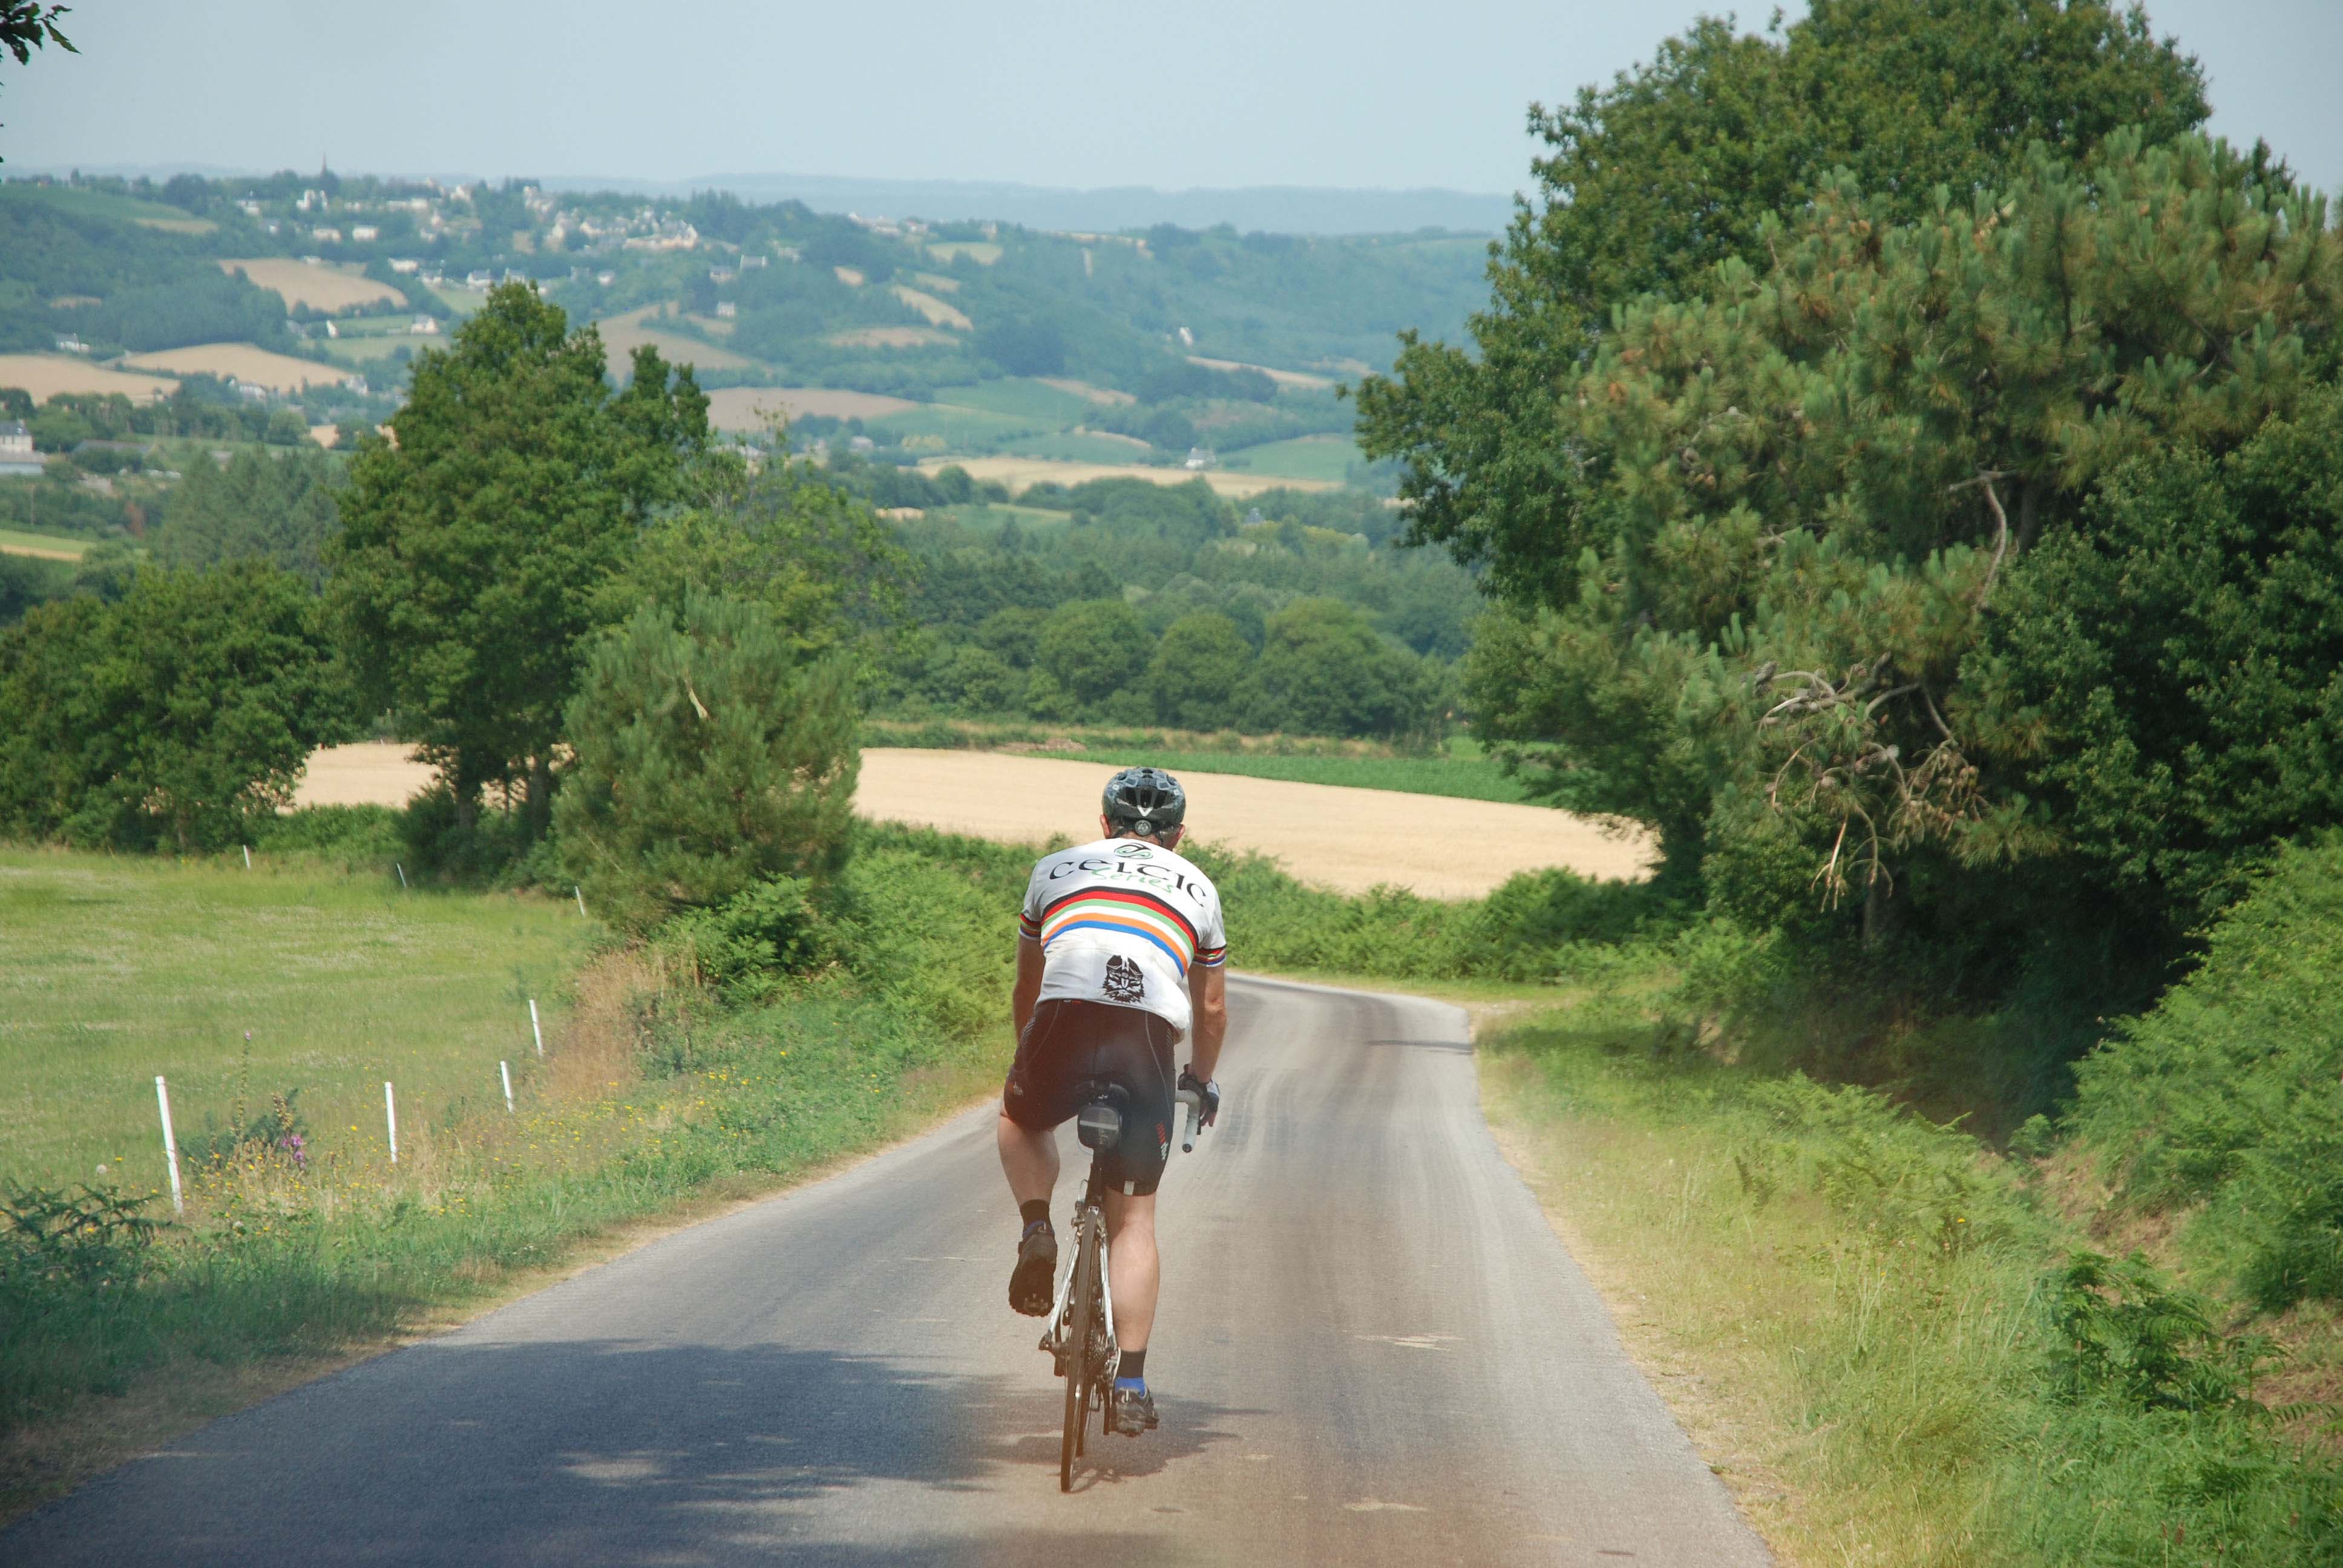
[1011,430,1159,463]
[1219,434,1362,483]
[0,527,90,560]
[0,848,595,1187]
[1056,744,1535,805]
[925,501,1069,531]
[870,403,1042,446]
[0,183,215,234]
[934,378,1091,423]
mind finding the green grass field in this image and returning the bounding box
[869,403,1042,446]
[1219,434,1363,483]
[1011,431,1160,463]
[934,379,1091,424]
[0,527,90,560]
[926,241,1001,266]
[925,501,1070,531]
[1080,747,1536,805]
[0,183,214,234]
[0,848,595,1187]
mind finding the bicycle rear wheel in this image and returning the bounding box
[1060,1210,1099,1492]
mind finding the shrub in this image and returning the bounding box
[0,562,352,852]
[555,591,858,931]
[2069,837,2343,1308]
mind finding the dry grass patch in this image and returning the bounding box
[704,385,917,430]
[119,344,351,393]
[0,354,176,402]
[216,259,401,314]
[1187,354,1335,390]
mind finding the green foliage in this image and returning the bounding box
[2069,837,2343,1310]
[250,803,402,867]
[1244,597,1447,742]
[156,446,343,586]
[329,284,709,831]
[614,452,911,668]
[1360,0,2206,603]
[1145,610,1251,730]
[0,562,352,851]
[0,1184,157,1293]
[1182,840,1673,984]
[554,592,859,932]
[1735,1074,2017,1256]
[663,877,833,996]
[2045,1252,2270,1415]
[1035,598,1150,709]
[1978,387,2343,930]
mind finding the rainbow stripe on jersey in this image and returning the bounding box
[1023,886,1225,976]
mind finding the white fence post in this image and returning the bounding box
[241,845,252,870]
[529,998,543,1058]
[574,885,588,918]
[384,1080,399,1166]
[154,1076,184,1217]
[500,1060,514,1114]
[396,862,408,889]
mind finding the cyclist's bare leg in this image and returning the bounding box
[1101,1189,1159,1351]
[997,1111,1059,1207]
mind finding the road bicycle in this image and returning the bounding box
[1041,1085,1207,1492]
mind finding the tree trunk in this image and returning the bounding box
[522,754,554,842]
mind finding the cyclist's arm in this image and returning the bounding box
[1012,935,1044,1038]
[1186,964,1226,1081]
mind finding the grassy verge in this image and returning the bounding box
[0,824,1026,1520]
[1473,984,2343,1566]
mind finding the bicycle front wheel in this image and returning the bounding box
[1060,1212,1099,1492]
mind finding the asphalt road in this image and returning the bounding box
[5,976,1771,1567]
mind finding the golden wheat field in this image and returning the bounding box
[594,307,756,376]
[890,285,973,331]
[0,354,177,402]
[293,744,1653,898]
[216,258,402,313]
[119,343,350,392]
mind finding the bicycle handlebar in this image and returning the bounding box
[1175,1088,1205,1153]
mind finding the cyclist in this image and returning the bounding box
[998,766,1227,1439]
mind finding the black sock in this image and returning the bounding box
[1117,1349,1146,1382]
[1019,1198,1050,1229]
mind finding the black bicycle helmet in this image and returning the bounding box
[1103,766,1186,839]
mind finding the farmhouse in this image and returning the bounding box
[0,420,42,478]
[351,226,379,242]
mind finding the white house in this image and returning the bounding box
[350,225,379,242]
[0,420,42,478]
[313,226,342,243]
[410,316,440,335]
[715,301,737,319]
[388,257,421,274]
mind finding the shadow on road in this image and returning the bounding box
[4,1336,1257,1567]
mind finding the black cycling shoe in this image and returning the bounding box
[1008,1221,1057,1316]
[1107,1382,1159,1437]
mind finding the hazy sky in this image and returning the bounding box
[5,1,2337,195]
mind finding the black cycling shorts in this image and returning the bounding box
[1002,998,1179,1197]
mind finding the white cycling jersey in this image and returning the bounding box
[1019,838,1228,1033]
